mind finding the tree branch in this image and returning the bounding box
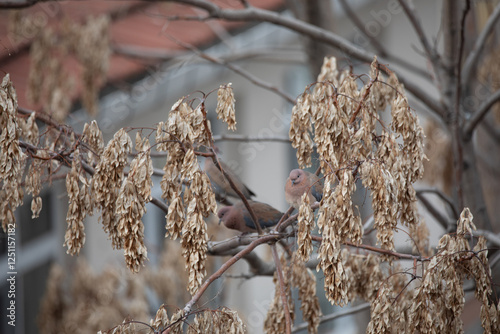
[474,229,500,248]
[150,196,169,214]
[416,188,459,219]
[179,233,281,317]
[213,133,291,143]
[309,235,429,262]
[461,2,500,86]
[341,0,431,80]
[213,244,276,275]
[162,0,445,117]
[292,302,370,332]
[164,33,297,104]
[416,191,451,231]
[207,232,288,254]
[0,0,49,8]
[339,0,386,57]
[464,89,500,138]
[397,0,441,81]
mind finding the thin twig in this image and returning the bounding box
[338,0,386,56]
[397,0,440,81]
[310,235,429,262]
[213,133,291,143]
[179,234,281,317]
[464,89,500,138]
[456,0,471,117]
[165,34,296,104]
[292,302,370,332]
[274,206,296,232]
[349,72,376,124]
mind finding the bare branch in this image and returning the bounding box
[150,196,169,214]
[211,244,275,275]
[338,0,386,56]
[416,188,459,219]
[0,0,48,8]
[309,235,429,262]
[416,191,451,231]
[207,232,288,254]
[213,133,291,143]
[474,229,500,248]
[462,2,500,86]
[397,0,442,86]
[163,34,297,104]
[162,0,445,117]
[339,0,434,81]
[292,302,370,333]
[179,233,281,317]
[464,89,500,137]
[114,44,305,65]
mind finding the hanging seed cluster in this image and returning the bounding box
[64,149,89,256]
[39,261,149,334]
[291,254,321,334]
[216,83,237,131]
[264,253,322,334]
[156,93,236,294]
[13,11,110,120]
[297,193,314,262]
[92,128,133,250]
[21,112,43,218]
[405,209,499,333]
[289,56,426,305]
[0,74,26,231]
[115,134,153,273]
[264,255,295,334]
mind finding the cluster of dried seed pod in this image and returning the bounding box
[289,56,427,307]
[0,74,26,231]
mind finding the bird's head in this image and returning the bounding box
[218,206,231,222]
[289,169,303,185]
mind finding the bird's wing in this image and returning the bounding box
[311,182,323,202]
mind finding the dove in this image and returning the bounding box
[204,158,255,203]
[285,169,323,208]
[218,200,283,233]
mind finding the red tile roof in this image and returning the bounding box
[0,0,284,110]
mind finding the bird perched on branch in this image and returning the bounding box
[218,200,283,233]
[285,169,323,208]
[204,158,255,204]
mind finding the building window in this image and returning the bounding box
[0,190,58,334]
